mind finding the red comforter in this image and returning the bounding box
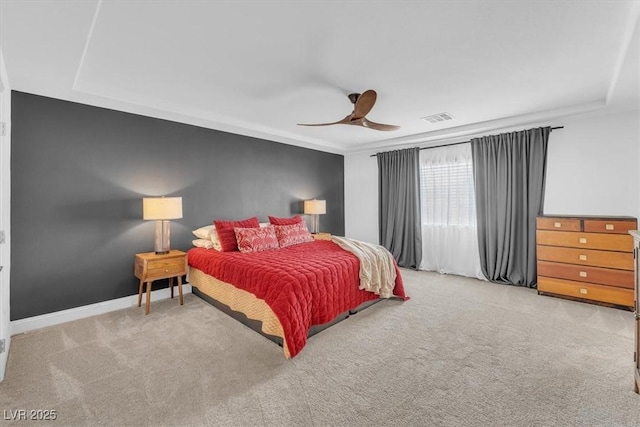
[188,240,407,358]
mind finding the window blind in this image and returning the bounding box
[420,160,476,226]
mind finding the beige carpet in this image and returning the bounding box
[1,269,639,426]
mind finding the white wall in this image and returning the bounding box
[345,108,640,245]
[0,49,11,382]
[544,109,640,218]
[344,150,379,244]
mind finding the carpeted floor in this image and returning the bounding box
[1,269,639,426]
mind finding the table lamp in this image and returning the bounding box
[143,197,183,254]
[304,199,326,234]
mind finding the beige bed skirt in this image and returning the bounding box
[188,267,290,358]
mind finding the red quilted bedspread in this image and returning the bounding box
[188,240,407,358]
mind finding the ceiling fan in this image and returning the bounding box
[298,89,400,131]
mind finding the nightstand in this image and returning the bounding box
[134,250,187,315]
[312,232,332,241]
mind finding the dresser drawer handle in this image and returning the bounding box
[554,222,561,228]
[165,269,169,273]
[579,254,587,261]
[579,288,588,295]
[605,224,614,230]
[579,271,587,278]
[579,237,587,244]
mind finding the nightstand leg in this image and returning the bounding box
[137,279,144,307]
[170,277,174,299]
[178,276,184,306]
[145,281,152,315]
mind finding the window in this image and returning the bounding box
[420,154,476,226]
[418,144,484,279]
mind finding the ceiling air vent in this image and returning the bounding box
[421,112,454,123]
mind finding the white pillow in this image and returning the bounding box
[192,239,220,250]
[192,225,215,240]
[192,225,222,249]
[259,222,269,228]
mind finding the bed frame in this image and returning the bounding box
[192,286,381,348]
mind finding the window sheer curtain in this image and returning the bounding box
[419,143,485,279]
[377,148,422,269]
[471,127,550,287]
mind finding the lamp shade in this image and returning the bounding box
[304,199,326,215]
[143,197,183,220]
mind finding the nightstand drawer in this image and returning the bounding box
[148,263,185,278]
[312,232,332,241]
[147,257,186,278]
[147,258,185,270]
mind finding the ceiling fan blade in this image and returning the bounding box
[362,117,400,131]
[352,90,377,119]
[298,115,352,127]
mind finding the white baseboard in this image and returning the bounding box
[10,284,192,336]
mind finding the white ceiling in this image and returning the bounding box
[1,0,639,154]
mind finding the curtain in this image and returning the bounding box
[377,147,422,269]
[419,143,485,280]
[471,126,550,287]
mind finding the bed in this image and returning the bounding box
[187,237,408,358]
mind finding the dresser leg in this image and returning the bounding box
[145,281,152,315]
[170,277,174,299]
[137,279,144,307]
[635,380,639,394]
[178,276,184,306]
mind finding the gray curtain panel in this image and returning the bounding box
[377,147,422,269]
[471,127,550,287]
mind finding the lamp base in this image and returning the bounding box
[154,220,171,254]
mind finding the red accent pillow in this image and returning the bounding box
[275,222,313,248]
[213,217,260,251]
[268,215,303,226]
[234,225,279,253]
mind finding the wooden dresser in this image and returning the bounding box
[536,215,637,309]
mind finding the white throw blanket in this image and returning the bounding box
[331,236,397,298]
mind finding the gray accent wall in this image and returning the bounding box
[11,91,344,320]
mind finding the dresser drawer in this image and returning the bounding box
[583,219,637,235]
[537,230,633,252]
[537,260,634,289]
[537,245,634,270]
[538,276,634,307]
[537,217,581,232]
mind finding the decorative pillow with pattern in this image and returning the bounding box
[268,215,304,226]
[214,216,260,251]
[275,222,313,248]
[235,225,279,253]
